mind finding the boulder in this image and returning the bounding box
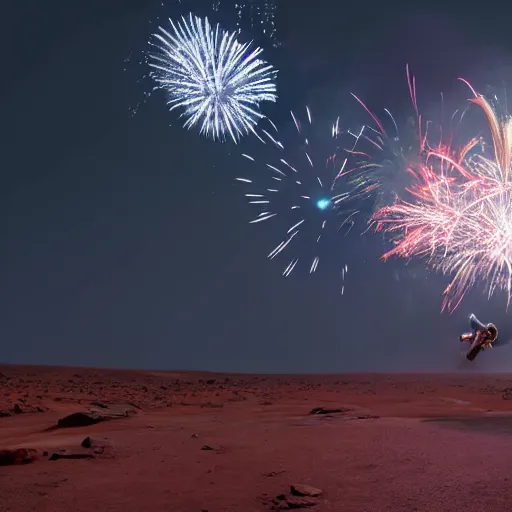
[0,448,37,466]
[56,403,137,429]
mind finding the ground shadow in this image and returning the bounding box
[424,415,512,436]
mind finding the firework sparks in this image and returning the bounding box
[214,0,280,47]
[370,80,512,312]
[236,108,357,276]
[148,13,277,142]
[341,66,431,213]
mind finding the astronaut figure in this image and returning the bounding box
[460,313,498,361]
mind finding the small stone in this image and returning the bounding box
[309,407,346,415]
[264,470,285,477]
[81,437,92,448]
[290,484,323,497]
[80,437,112,453]
[201,445,214,451]
[49,452,94,461]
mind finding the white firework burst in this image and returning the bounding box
[148,13,278,142]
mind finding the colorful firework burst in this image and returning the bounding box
[148,13,277,142]
[370,79,512,312]
[236,107,357,282]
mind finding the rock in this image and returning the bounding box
[270,486,322,510]
[271,496,318,510]
[81,436,93,448]
[57,412,103,428]
[191,433,199,438]
[0,448,37,466]
[49,452,94,461]
[285,497,318,509]
[309,407,346,415]
[7,403,47,415]
[90,401,108,408]
[200,402,224,408]
[90,402,139,415]
[290,484,323,497]
[263,470,285,477]
[502,388,512,400]
[80,437,113,454]
[0,410,12,418]
[12,403,23,414]
[56,403,137,428]
[201,445,214,451]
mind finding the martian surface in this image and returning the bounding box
[2,365,512,511]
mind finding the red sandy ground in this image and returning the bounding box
[2,366,512,511]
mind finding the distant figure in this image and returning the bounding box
[459,313,498,361]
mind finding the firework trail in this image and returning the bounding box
[340,65,441,217]
[236,107,357,279]
[148,13,277,142]
[369,78,512,312]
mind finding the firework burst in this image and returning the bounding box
[236,107,357,283]
[370,79,512,312]
[148,13,277,142]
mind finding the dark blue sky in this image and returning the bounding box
[2,0,512,372]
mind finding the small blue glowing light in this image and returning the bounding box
[316,198,331,211]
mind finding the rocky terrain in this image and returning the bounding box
[2,365,512,511]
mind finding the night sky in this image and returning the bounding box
[3,0,512,373]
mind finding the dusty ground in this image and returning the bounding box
[2,365,512,511]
